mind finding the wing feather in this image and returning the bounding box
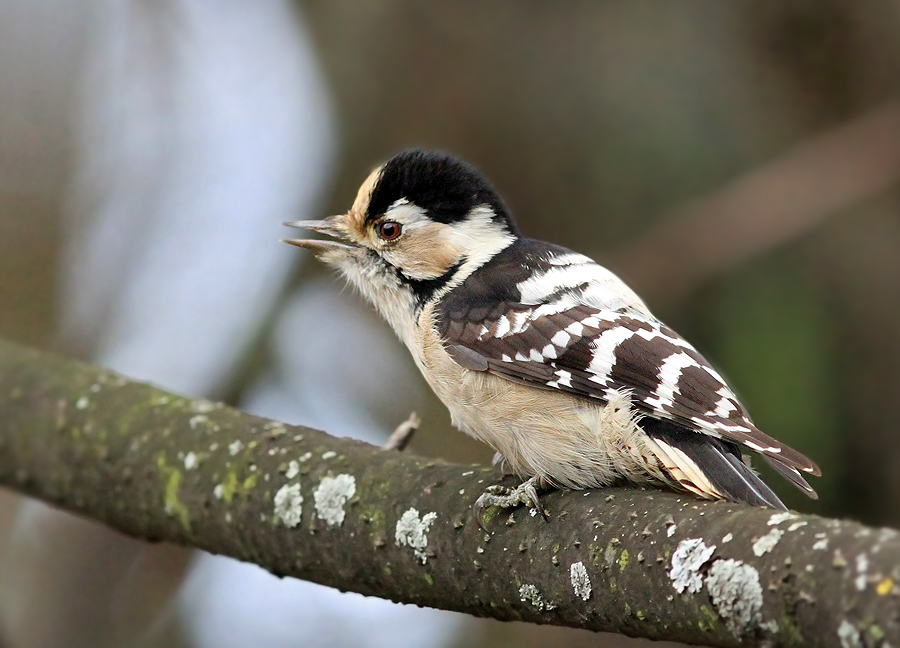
[439,298,821,497]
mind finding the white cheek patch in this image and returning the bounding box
[444,207,514,257]
[378,203,515,288]
[378,200,448,275]
[433,206,515,290]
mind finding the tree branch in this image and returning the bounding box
[0,338,896,647]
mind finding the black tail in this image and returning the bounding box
[639,417,787,510]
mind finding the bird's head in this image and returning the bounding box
[284,149,518,330]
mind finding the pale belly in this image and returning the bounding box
[411,312,669,489]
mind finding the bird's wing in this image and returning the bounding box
[438,298,820,497]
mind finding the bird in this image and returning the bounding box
[283,148,820,515]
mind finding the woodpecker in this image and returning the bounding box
[284,149,820,514]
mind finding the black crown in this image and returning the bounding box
[367,149,517,233]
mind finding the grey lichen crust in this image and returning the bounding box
[313,474,356,527]
[569,561,592,601]
[273,483,303,527]
[519,583,556,611]
[752,527,784,556]
[705,559,763,636]
[669,538,716,594]
[395,507,437,564]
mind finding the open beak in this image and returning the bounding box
[282,218,353,254]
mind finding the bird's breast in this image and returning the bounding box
[410,305,664,489]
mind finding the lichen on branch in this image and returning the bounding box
[0,339,897,647]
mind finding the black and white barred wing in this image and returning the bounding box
[440,300,820,499]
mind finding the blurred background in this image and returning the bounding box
[0,1,899,647]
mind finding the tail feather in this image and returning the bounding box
[763,455,818,499]
[643,435,722,499]
[640,417,787,509]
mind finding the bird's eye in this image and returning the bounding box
[377,220,402,241]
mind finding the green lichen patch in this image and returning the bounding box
[157,454,191,533]
[217,470,239,503]
[698,605,718,633]
[589,543,604,566]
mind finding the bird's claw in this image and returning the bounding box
[473,476,547,529]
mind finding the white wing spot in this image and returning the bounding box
[703,363,728,386]
[634,328,663,342]
[509,311,530,334]
[587,327,636,384]
[565,321,584,337]
[645,352,699,410]
[710,396,737,418]
[547,252,592,266]
[694,417,751,434]
[494,315,511,338]
[744,440,780,454]
[517,264,598,304]
[533,303,572,317]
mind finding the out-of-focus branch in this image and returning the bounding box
[613,100,900,305]
[0,338,898,647]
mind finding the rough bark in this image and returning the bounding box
[0,339,896,647]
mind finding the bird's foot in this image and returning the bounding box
[474,476,547,529]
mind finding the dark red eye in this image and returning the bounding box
[378,220,402,241]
